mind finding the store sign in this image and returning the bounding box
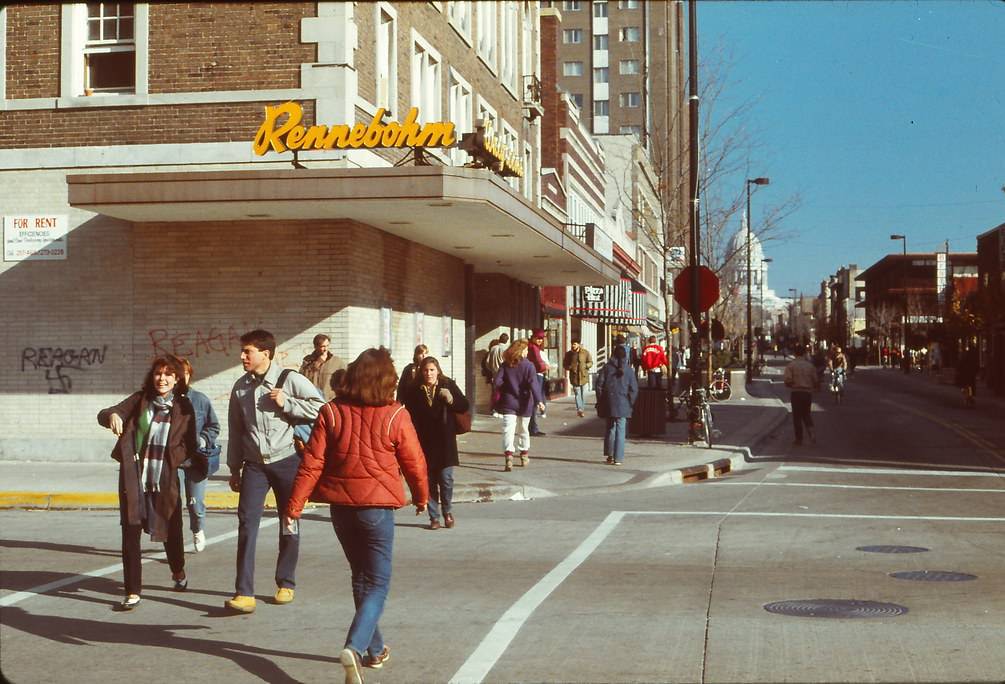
[458,119,525,178]
[582,286,605,304]
[936,252,947,307]
[253,102,456,155]
[667,246,686,268]
[4,215,68,261]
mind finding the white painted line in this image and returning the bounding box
[448,511,626,684]
[0,521,269,607]
[779,465,1005,478]
[626,510,1005,522]
[711,481,1005,494]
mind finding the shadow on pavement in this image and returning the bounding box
[0,539,121,559]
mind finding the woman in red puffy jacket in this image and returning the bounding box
[285,347,428,684]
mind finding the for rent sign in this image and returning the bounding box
[4,215,68,261]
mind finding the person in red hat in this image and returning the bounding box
[527,329,550,436]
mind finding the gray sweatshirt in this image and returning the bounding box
[227,361,324,471]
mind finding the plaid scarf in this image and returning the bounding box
[139,394,173,493]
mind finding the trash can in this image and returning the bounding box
[629,387,667,436]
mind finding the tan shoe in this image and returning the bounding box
[224,595,256,613]
[274,587,295,605]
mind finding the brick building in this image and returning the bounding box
[0,2,620,461]
[976,222,1005,396]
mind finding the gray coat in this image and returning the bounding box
[596,357,639,418]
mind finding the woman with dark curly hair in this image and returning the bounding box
[97,355,203,611]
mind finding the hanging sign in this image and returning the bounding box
[253,102,456,155]
[458,119,525,178]
[4,215,68,261]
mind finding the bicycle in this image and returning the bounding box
[680,385,717,448]
[829,367,846,404]
[708,367,731,401]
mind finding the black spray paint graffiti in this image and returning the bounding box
[21,345,109,394]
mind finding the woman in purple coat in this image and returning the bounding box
[492,339,545,471]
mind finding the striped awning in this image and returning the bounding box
[570,277,647,325]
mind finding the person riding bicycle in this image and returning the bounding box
[827,345,848,396]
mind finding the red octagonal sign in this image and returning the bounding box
[673,266,720,315]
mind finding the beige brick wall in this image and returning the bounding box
[1,171,467,461]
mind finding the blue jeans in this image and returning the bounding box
[235,455,300,596]
[331,506,394,660]
[177,468,206,533]
[572,384,586,412]
[647,371,663,388]
[427,466,454,522]
[605,417,627,463]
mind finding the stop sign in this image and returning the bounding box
[673,266,720,315]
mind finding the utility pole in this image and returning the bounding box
[687,0,700,391]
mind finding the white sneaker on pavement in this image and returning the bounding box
[193,530,206,552]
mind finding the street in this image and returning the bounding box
[2,366,1004,684]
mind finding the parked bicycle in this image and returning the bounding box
[708,367,732,401]
[679,385,717,448]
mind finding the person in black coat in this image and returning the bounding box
[403,356,469,530]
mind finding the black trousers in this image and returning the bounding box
[121,500,185,596]
[790,391,814,441]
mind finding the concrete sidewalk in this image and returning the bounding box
[0,376,788,509]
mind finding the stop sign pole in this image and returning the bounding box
[687,0,701,395]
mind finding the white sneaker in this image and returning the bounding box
[193,530,206,552]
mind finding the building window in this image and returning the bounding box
[501,1,518,90]
[502,121,520,190]
[376,5,398,115]
[412,33,442,120]
[478,97,498,132]
[563,61,584,77]
[619,59,640,75]
[619,91,640,108]
[619,0,639,8]
[593,34,608,50]
[619,125,641,136]
[563,28,583,44]
[619,26,640,42]
[563,0,582,10]
[522,0,534,76]
[593,67,608,83]
[593,99,609,117]
[84,1,135,93]
[571,93,584,108]
[449,69,473,165]
[447,1,472,40]
[477,1,498,68]
[593,1,608,18]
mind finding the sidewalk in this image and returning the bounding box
[0,378,788,510]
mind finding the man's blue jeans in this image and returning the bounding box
[605,417,627,463]
[177,468,206,533]
[427,466,454,522]
[572,384,586,412]
[235,455,300,596]
[331,506,394,660]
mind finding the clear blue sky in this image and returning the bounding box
[699,0,1005,297]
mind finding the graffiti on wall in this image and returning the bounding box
[148,326,245,359]
[21,345,109,394]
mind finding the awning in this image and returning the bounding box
[66,166,620,287]
[569,277,647,325]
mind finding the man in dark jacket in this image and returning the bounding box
[596,345,639,465]
[563,339,593,418]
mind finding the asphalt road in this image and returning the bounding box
[2,367,1003,684]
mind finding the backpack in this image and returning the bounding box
[480,350,494,381]
[277,369,322,454]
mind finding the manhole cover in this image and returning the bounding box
[889,570,978,582]
[857,545,930,554]
[763,599,908,619]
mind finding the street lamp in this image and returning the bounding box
[745,176,770,383]
[890,233,906,255]
[788,287,798,347]
[890,234,909,369]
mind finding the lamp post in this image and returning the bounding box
[890,233,909,371]
[890,233,906,255]
[760,257,773,337]
[788,287,798,348]
[745,177,770,383]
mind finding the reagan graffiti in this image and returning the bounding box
[20,345,109,394]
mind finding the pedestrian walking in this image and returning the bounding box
[97,355,204,611]
[299,333,346,401]
[492,339,545,471]
[563,338,593,417]
[174,356,221,553]
[956,346,980,407]
[395,344,428,403]
[284,347,428,684]
[784,345,820,445]
[403,356,469,530]
[596,345,639,465]
[641,336,669,388]
[224,329,324,614]
[527,329,549,435]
